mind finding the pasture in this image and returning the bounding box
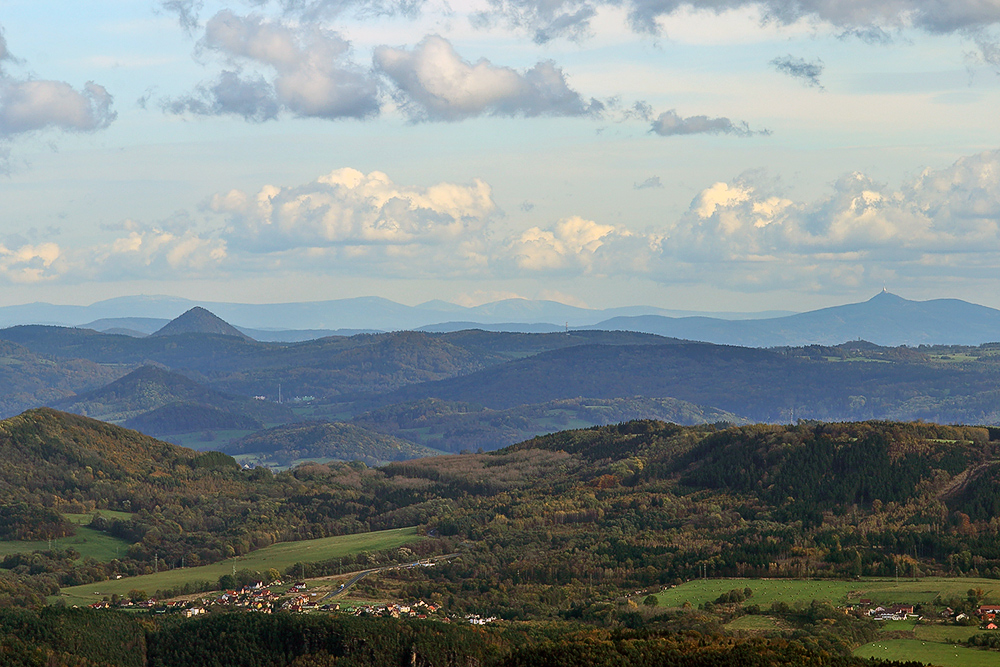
[655,577,1000,608]
[854,639,998,667]
[0,511,134,561]
[56,526,423,606]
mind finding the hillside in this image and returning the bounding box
[350,396,745,452]
[50,365,294,426]
[123,402,265,435]
[591,290,1000,347]
[0,339,124,417]
[377,340,1000,424]
[221,420,443,466]
[151,307,252,340]
[0,326,674,401]
[0,407,999,662]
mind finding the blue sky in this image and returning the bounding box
[2,0,1000,312]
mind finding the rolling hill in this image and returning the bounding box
[0,339,124,417]
[220,420,443,466]
[590,290,1000,347]
[375,340,1000,424]
[50,365,294,427]
[349,396,746,452]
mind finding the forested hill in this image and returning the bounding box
[51,365,294,426]
[3,410,1000,627]
[375,341,1000,423]
[150,306,252,340]
[220,420,442,466]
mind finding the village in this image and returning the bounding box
[87,579,498,626]
[845,601,1000,630]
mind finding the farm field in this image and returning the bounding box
[56,526,423,606]
[724,615,783,632]
[655,577,1000,608]
[879,618,918,634]
[915,624,982,643]
[0,526,130,562]
[62,510,134,524]
[854,639,998,667]
[659,578,1000,666]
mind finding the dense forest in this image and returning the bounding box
[0,606,929,667]
[221,420,442,466]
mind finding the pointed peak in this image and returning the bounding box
[867,290,906,304]
[151,307,253,340]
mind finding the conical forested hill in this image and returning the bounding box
[151,307,252,340]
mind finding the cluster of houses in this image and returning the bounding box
[974,604,1000,629]
[342,600,442,619]
[865,603,916,621]
[86,582,466,624]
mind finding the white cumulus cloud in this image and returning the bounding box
[0,242,61,283]
[210,167,496,252]
[374,35,598,121]
[0,26,116,170]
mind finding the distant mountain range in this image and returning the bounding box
[585,290,1000,347]
[5,289,1000,348]
[0,294,792,335]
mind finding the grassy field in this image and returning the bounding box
[0,526,130,562]
[854,639,998,667]
[657,578,1000,666]
[56,526,423,606]
[915,624,982,643]
[655,578,1000,608]
[62,510,134,524]
[725,615,782,632]
[879,619,918,634]
[0,512,135,561]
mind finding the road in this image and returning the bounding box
[316,553,459,605]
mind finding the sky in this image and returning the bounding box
[2,0,1000,313]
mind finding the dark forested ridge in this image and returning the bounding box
[10,318,1000,449]
[221,419,443,465]
[348,396,745,453]
[376,340,1000,424]
[0,606,929,667]
[51,365,294,429]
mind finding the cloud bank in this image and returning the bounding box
[19,149,1000,294]
[470,0,1000,45]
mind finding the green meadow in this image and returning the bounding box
[724,615,783,632]
[0,526,130,562]
[0,512,135,562]
[56,526,422,606]
[854,639,998,667]
[656,577,1000,608]
[659,578,1000,667]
